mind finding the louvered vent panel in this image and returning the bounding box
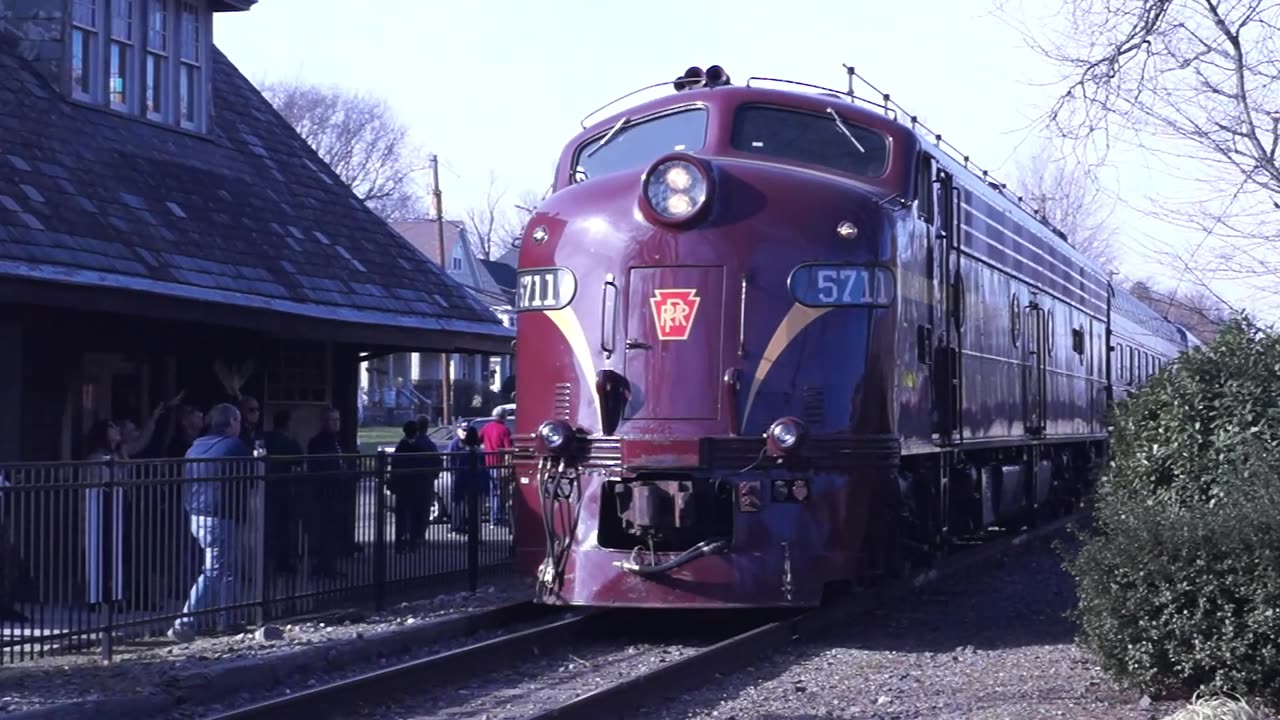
[554,382,572,421]
[801,385,825,427]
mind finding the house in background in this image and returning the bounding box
[0,0,513,462]
[363,219,518,424]
[480,247,518,312]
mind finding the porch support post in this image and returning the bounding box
[0,320,22,461]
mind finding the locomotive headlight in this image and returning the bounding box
[764,416,807,457]
[664,163,694,191]
[641,155,712,226]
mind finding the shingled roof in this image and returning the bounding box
[0,40,511,352]
[479,258,516,305]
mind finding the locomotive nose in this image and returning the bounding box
[638,153,715,227]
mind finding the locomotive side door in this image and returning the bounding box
[932,169,963,444]
[1024,300,1047,435]
[916,153,941,441]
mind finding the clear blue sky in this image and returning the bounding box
[212,0,1268,318]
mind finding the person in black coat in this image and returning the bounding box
[263,409,304,573]
[304,407,359,576]
[389,420,442,552]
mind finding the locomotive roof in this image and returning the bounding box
[576,82,912,152]
[574,78,1100,271]
[572,70,1190,348]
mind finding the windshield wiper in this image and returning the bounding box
[585,116,629,158]
[826,108,866,154]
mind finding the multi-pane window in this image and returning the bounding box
[145,0,167,117]
[65,0,210,132]
[178,1,201,127]
[109,0,135,107]
[71,0,99,99]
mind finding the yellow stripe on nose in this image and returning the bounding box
[741,304,832,428]
[542,307,603,430]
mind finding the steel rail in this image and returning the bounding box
[202,608,602,720]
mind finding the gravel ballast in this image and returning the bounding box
[0,576,534,718]
[631,530,1186,720]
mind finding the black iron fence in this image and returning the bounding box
[0,448,518,665]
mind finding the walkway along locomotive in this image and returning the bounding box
[509,64,1200,608]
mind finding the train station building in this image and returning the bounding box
[0,0,514,462]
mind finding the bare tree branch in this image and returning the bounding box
[464,172,543,260]
[996,0,1280,306]
[260,80,429,221]
[1128,277,1234,342]
[1011,139,1121,270]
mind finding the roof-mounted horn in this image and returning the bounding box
[673,64,732,92]
[704,64,731,87]
[673,66,706,92]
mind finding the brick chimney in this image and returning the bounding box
[0,0,65,90]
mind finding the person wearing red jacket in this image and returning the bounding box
[478,407,513,526]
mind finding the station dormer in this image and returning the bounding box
[0,0,256,133]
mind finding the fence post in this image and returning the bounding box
[506,456,516,561]
[374,450,388,612]
[467,476,480,594]
[253,458,266,629]
[100,456,114,663]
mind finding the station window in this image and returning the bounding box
[67,0,212,132]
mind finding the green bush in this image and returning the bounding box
[1069,317,1280,706]
[1104,318,1280,510]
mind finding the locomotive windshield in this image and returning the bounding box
[730,104,890,178]
[572,107,708,183]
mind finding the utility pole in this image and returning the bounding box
[430,153,452,426]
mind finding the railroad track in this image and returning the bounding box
[203,511,1085,720]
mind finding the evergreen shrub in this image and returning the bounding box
[1069,317,1280,705]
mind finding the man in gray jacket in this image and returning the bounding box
[169,403,254,643]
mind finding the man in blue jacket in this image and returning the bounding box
[169,403,254,643]
[447,423,486,534]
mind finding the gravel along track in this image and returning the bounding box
[210,516,1113,720]
[1,578,536,716]
[632,524,1185,720]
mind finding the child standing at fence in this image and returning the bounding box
[81,420,125,611]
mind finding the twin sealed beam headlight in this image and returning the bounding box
[641,154,713,226]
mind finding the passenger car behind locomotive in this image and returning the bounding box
[510,65,1199,608]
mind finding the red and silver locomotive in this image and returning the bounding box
[510,65,1198,608]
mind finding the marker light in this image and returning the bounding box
[765,416,807,457]
[536,419,575,456]
[642,155,713,226]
